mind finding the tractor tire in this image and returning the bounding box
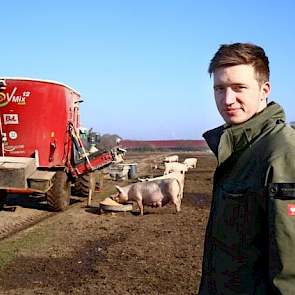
[72,172,96,198]
[47,171,70,211]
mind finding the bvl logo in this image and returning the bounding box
[3,114,19,125]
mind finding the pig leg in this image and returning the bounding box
[168,181,182,213]
[173,199,181,213]
[170,193,181,213]
[136,200,144,215]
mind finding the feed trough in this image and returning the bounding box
[99,197,133,212]
[109,164,130,180]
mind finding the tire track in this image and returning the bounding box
[0,196,85,241]
[0,210,54,240]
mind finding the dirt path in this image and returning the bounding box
[0,152,215,295]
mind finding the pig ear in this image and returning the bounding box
[115,185,123,193]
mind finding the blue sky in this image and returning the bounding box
[1,0,295,140]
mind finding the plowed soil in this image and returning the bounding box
[0,152,216,295]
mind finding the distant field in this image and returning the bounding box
[120,139,208,151]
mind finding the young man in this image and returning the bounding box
[198,43,295,294]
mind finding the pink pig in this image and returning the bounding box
[113,178,182,215]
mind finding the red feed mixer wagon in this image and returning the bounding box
[0,77,117,211]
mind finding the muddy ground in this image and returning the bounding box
[0,152,216,295]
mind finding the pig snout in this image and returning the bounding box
[114,193,129,204]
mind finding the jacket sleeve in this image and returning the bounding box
[266,153,295,294]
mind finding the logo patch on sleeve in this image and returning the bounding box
[288,204,295,216]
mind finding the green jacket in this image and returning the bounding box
[198,102,295,295]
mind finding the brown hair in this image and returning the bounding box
[208,43,270,84]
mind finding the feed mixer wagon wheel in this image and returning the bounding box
[72,172,96,199]
[47,171,71,211]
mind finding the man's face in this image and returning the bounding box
[213,64,271,125]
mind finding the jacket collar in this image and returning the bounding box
[203,101,285,164]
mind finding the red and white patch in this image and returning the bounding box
[288,204,295,216]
